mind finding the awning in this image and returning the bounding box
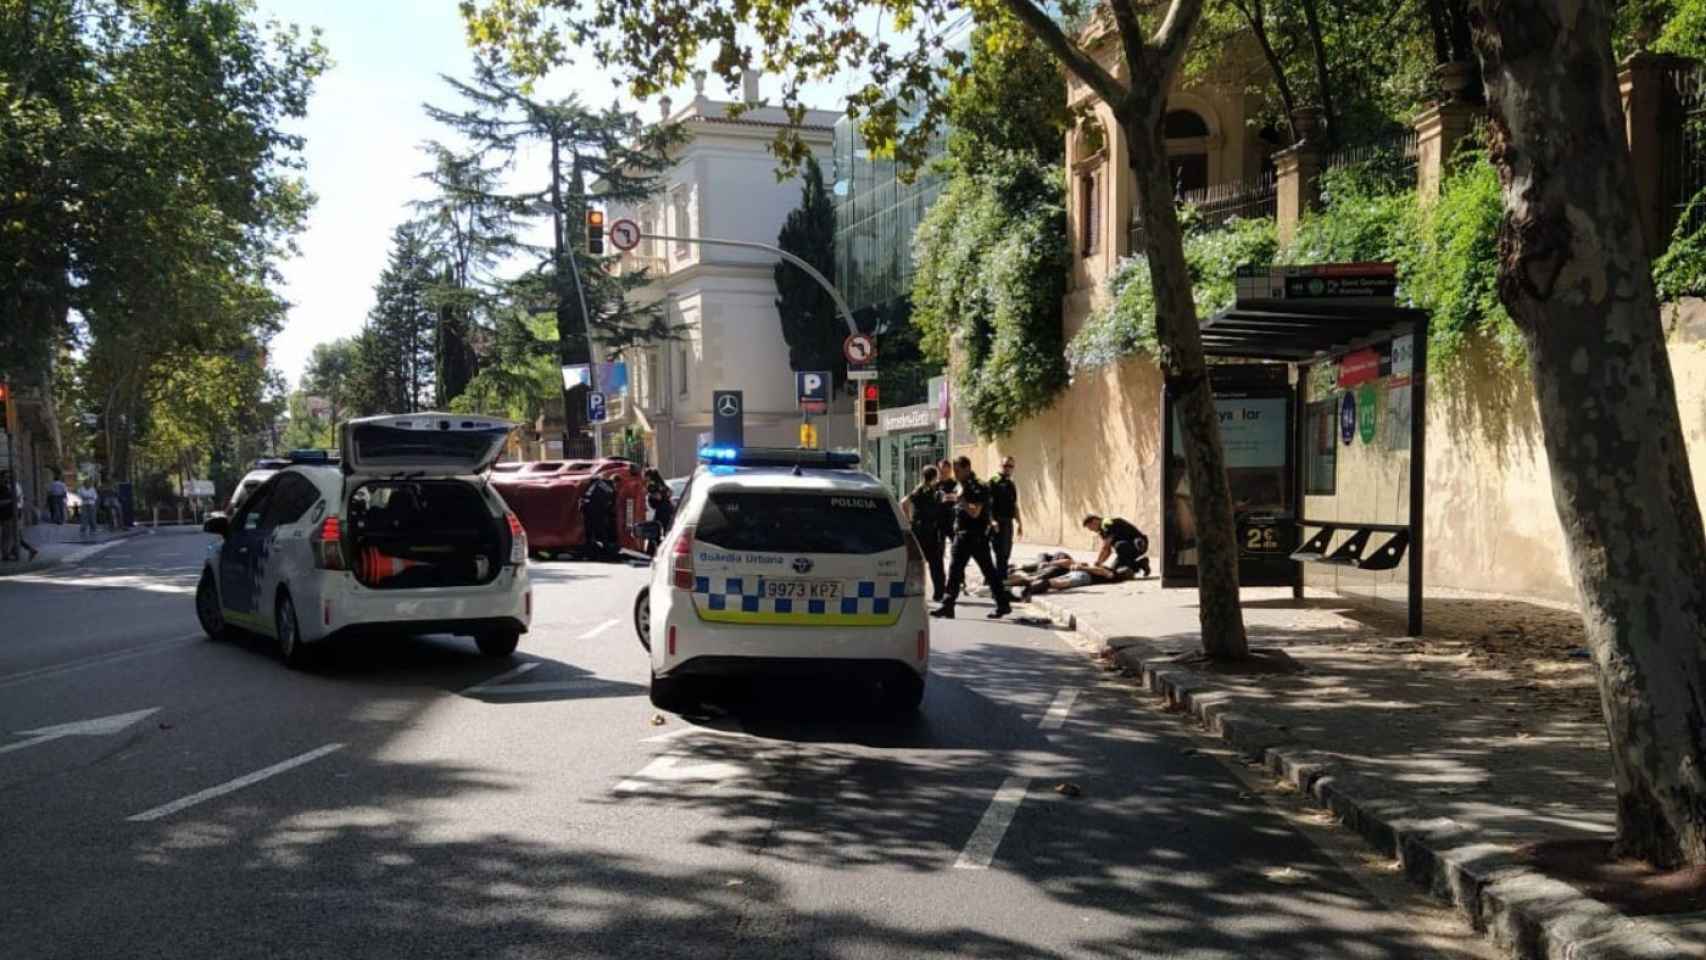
[1200,302,1429,362]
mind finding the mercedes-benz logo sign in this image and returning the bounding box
[717,395,741,417]
[792,557,814,574]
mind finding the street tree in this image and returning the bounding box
[774,156,845,387]
[1471,0,1706,868]
[462,0,1252,657]
[423,59,684,451]
[360,223,441,414]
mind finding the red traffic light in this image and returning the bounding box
[0,383,8,400]
[863,384,878,402]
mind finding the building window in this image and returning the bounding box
[1305,399,1337,495]
[676,347,689,399]
[1078,171,1100,257]
[645,349,661,410]
[1164,108,1211,197]
[671,186,691,257]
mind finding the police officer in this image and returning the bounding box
[988,456,1022,578]
[934,456,1014,620]
[934,457,958,546]
[1083,514,1152,578]
[902,465,947,601]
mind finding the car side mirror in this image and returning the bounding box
[203,514,230,537]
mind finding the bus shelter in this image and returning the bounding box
[1160,264,1430,635]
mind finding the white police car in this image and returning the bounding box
[636,447,930,713]
[195,414,531,667]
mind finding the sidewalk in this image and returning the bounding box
[0,522,149,577]
[995,540,1705,960]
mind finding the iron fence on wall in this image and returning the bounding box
[1325,128,1419,178]
[1666,62,1706,241]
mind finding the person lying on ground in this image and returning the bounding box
[1014,561,1133,599]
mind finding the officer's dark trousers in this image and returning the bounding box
[943,533,1009,612]
[992,519,1015,578]
[913,524,946,599]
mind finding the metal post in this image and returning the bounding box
[564,245,603,459]
[1291,362,1308,602]
[1407,316,1428,637]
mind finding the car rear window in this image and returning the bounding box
[695,491,903,554]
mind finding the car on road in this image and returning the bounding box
[194,414,531,667]
[635,447,930,713]
[229,459,289,513]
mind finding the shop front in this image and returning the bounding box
[870,401,947,497]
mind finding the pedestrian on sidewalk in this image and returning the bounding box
[0,470,39,562]
[78,478,99,539]
[1083,514,1151,579]
[902,465,947,601]
[47,474,67,525]
[988,456,1022,577]
[934,456,1014,620]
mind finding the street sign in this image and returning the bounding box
[187,479,215,498]
[609,218,641,252]
[843,334,876,365]
[588,391,608,423]
[1339,391,1357,445]
[796,370,831,414]
[712,390,744,448]
[847,369,879,381]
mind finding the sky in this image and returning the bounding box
[258,0,864,390]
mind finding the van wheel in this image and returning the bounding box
[276,592,311,669]
[633,587,651,652]
[477,628,520,658]
[880,674,926,714]
[196,569,225,641]
[649,671,694,713]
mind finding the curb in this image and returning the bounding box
[1025,595,1699,960]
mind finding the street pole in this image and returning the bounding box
[563,244,603,459]
[637,232,864,460]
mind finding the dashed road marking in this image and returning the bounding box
[458,661,539,694]
[1039,689,1078,730]
[954,775,1030,869]
[613,752,751,794]
[577,618,620,640]
[125,743,345,822]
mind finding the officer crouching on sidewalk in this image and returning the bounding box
[934,456,1015,620]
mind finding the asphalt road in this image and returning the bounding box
[0,528,1493,960]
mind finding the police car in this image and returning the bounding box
[635,447,930,713]
[194,414,531,667]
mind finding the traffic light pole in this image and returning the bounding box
[635,232,866,459]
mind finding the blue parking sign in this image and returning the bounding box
[796,370,830,414]
[588,391,608,423]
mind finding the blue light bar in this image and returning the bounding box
[695,446,861,468]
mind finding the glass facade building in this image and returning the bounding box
[830,120,948,314]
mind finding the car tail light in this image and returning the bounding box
[903,533,926,597]
[323,600,333,627]
[311,516,346,570]
[667,625,677,656]
[672,525,696,590]
[917,629,928,662]
[506,512,527,566]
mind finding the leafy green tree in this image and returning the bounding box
[774,156,845,387]
[358,223,440,413]
[945,27,1072,170]
[423,59,684,451]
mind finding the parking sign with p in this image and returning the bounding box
[796,370,830,414]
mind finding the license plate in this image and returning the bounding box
[761,579,842,600]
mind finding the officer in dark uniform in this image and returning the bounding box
[935,456,1014,620]
[988,456,1022,578]
[934,458,958,546]
[902,465,947,601]
[1082,514,1152,578]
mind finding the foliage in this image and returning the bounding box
[1400,152,1520,367]
[1,0,324,486]
[1069,215,1280,370]
[944,27,1070,172]
[774,156,845,386]
[1654,188,1706,302]
[1617,0,1706,58]
[353,224,441,414]
[911,152,1069,437]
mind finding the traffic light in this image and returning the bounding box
[586,209,605,254]
[862,382,879,427]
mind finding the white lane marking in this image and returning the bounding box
[458,661,539,694]
[0,707,161,757]
[640,723,753,744]
[577,618,620,640]
[62,539,131,565]
[1039,689,1078,730]
[466,680,596,695]
[613,752,751,794]
[125,743,345,822]
[0,635,198,691]
[954,776,1031,870]
[0,572,194,595]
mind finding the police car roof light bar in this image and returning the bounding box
[695,446,860,469]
